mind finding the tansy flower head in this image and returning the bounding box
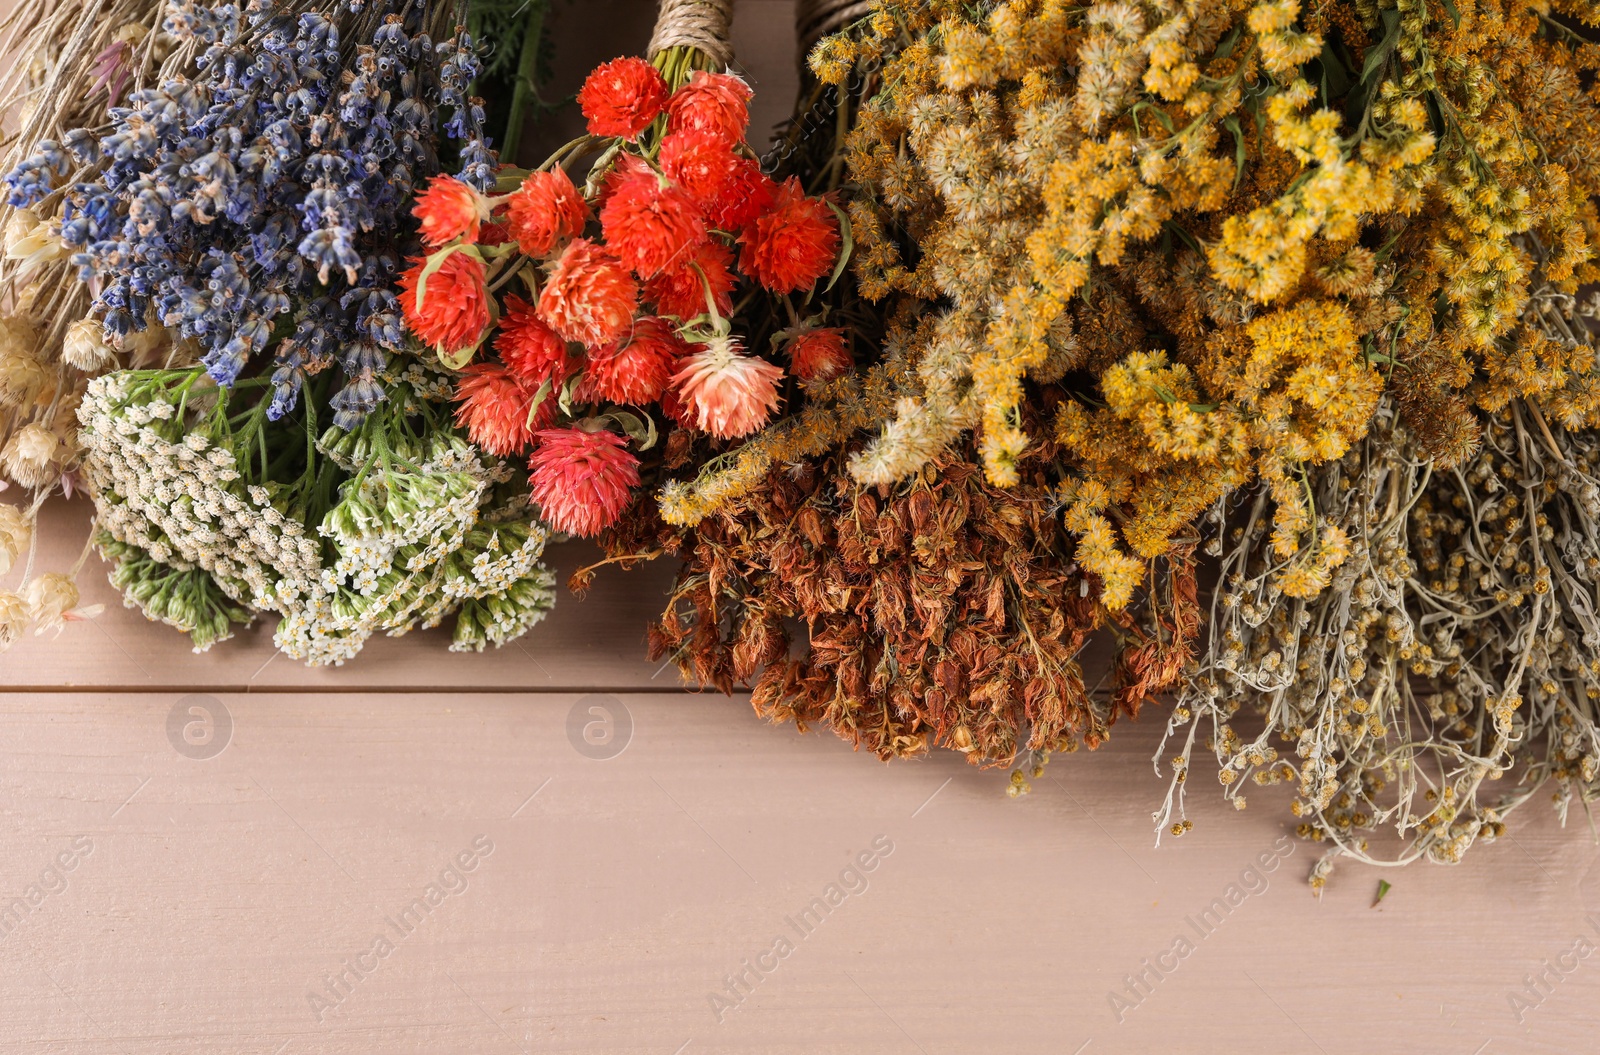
[705,153,777,231]
[537,237,640,348]
[671,335,783,439]
[580,316,686,405]
[659,129,737,206]
[577,56,669,141]
[785,326,853,382]
[643,240,736,320]
[738,177,839,293]
[495,295,574,387]
[454,362,546,457]
[506,167,590,257]
[527,426,641,537]
[666,70,752,145]
[399,251,491,354]
[599,156,708,278]
[411,175,491,247]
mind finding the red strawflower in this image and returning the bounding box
[580,316,686,405]
[536,237,640,348]
[577,56,669,141]
[666,70,752,145]
[480,217,514,246]
[671,335,783,439]
[786,327,853,382]
[496,295,574,387]
[738,177,840,293]
[398,251,491,354]
[659,386,697,430]
[599,157,707,278]
[643,240,736,320]
[705,154,777,231]
[505,167,590,257]
[659,128,736,206]
[454,363,546,457]
[412,175,491,246]
[527,427,641,537]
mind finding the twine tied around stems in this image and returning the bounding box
[648,0,736,68]
[796,0,873,55]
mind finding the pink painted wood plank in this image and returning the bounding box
[2,498,680,691]
[0,691,1593,1054]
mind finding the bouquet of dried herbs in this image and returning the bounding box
[0,0,174,645]
[399,0,847,540]
[616,0,1600,883]
[598,0,1202,772]
[0,0,565,660]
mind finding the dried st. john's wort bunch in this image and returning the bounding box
[608,432,1201,769]
[79,363,555,662]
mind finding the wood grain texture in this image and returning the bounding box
[1,692,1597,1054]
[2,498,681,691]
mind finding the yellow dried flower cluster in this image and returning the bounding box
[669,0,1600,616]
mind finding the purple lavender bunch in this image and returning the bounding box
[6,0,492,427]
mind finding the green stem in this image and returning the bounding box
[499,1,548,165]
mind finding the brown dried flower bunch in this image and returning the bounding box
[607,430,1201,767]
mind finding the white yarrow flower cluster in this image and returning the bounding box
[78,368,556,663]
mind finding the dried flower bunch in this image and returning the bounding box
[0,0,569,661]
[401,34,846,538]
[672,0,1600,604]
[0,0,173,644]
[609,0,1600,881]
[81,363,554,661]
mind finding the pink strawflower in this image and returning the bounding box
[643,240,736,320]
[505,167,590,257]
[496,295,575,387]
[738,177,840,293]
[527,427,641,537]
[398,251,491,354]
[785,327,853,382]
[705,153,777,232]
[659,128,736,206]
[670,336,784,439]
[454,363,546,457]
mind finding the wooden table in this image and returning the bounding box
[4,3,1598,1052]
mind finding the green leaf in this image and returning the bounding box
[525,379,554,428]
[1224,116,1247,192]
[1441,0,1460,27]
[557,370,585,417]
[1213,22,1243,60]
[822,198,854,294]
[606,409,659,452]
[1372,879,1392,907]
[1360,9,1403,87]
